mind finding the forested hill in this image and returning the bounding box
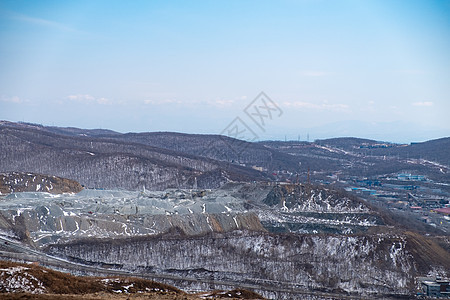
[315,136,450,165]
[1,121,448,190]
[0,122,268,190]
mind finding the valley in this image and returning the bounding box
[0,121,448,299]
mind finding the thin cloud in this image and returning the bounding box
[67,94,94,101]
[4,10,82,33]
[412,101,433,107]
[66,94,111,104]
[0,95,24,103]
[143,98,238,107]
[283,101,349,111]
[97,98,110,105]
[143,99,182,105]
[209,99,235,107]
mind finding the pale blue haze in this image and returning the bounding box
[0,0,449,142]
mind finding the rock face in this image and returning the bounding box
[0,183,383,246]
[0,172,83,195]
[263,184,367,212]
[46,230,449,299]
[0,188,266,246]
[0,183,386,247]
[233,183,385,235]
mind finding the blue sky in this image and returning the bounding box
[0,0,449,142]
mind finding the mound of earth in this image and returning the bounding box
[0,172,83,195]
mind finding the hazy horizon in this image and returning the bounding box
[1,0,449,143]
[2,118,448,144]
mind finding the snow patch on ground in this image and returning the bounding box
[0,266,46,294]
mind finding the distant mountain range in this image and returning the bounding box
[0,121,268,190]
[0,120,448,190]
[291,120,449,144]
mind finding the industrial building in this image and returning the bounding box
[420,277,450,298]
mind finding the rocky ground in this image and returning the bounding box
[0,182,384,249]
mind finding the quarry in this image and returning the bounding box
[0,183,448,299]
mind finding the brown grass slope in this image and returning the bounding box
[404,231,450,272]
[0,261,265,300]
[0,260,181,295]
